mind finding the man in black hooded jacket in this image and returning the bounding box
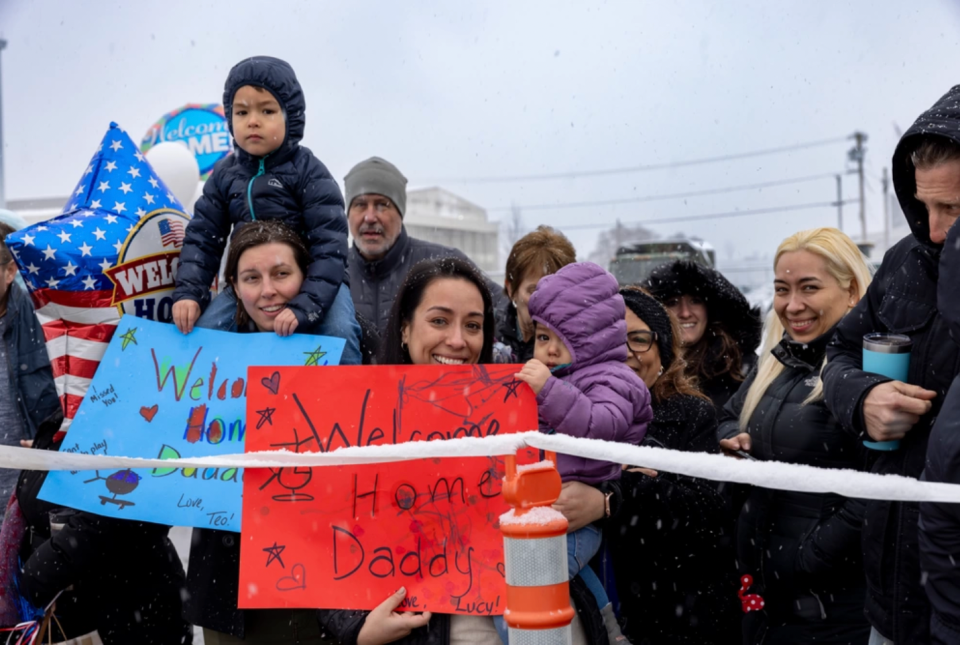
[822,85,960,644]
[917,87,960,645]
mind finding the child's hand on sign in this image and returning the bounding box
[172,300,200,334]
[515,359,551,396]
[357,587,432,645]
[273,308,300,337]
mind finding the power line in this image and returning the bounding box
[426,136,849,184]
[487,172,838,212]
[555,200,859,231]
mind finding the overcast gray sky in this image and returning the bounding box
[2,0,959,272]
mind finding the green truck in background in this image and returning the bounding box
[609,239,716,286]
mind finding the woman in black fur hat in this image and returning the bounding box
[644,261,761,409]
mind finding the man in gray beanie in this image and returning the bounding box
[345,156,503,335]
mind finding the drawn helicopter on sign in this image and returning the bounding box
[83,469,142,510]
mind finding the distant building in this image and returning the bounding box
[403,187,501,276]
[7,197,65,226]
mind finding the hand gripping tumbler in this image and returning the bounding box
[862,333,912,450]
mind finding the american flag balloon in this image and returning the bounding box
[5,122,193,430]
[158,218,185,248]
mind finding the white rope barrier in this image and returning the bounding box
[3,432,958,504]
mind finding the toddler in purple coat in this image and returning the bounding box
[507,261,652,643]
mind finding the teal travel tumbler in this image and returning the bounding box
[862,333,912,450]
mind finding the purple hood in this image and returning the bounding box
[528,262,628,374]
[527,262,651,484]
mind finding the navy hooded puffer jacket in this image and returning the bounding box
[172,56,348,328]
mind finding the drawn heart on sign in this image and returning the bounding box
[261,371,281,395]
[139,405,159,422]
[275,563,306,591]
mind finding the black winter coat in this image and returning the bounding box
[822,85,960,644]
[173,56,348,329]
[3,282,60,439]
[494,302,534,364]
[920,375,960,645]
[644,261,761,410]
[17,414,191,644]
[182,525,253,637]
[348,228,505,336]
[919,88,960,645]
[610,394,741,645]
[316,575,608,645]
[722,332,871,644]
[699,352,756,412]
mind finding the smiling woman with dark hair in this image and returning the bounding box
[318,256,612,645]
[644,261,762,409]
[379,256,496,366]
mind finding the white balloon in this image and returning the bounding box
[145,142,201,210]
[189,179,206,214]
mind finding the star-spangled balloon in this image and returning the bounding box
[5,122,191,429]
[10,122,186,294]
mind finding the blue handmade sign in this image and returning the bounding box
[39,314,344,532]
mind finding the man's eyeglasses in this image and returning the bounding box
[627,331,657,354]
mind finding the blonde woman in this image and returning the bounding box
[718,228,874,645]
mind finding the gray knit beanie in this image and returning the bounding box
[344,157,408,217]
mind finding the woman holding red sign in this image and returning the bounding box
[318,257,611,645]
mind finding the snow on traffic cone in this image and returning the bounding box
[499,451,575,644]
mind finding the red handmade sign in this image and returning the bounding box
[239,364,538,615]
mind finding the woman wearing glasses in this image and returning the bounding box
[606,287,741,645]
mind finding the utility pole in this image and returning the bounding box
[835,174,843,231]
[882,167,890,253]
[848,131,868,241]
[615,218,623,249]
[0,39,7,209]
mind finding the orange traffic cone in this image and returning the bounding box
[500,451,575,644]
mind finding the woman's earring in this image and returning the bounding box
[401,341,408,351]
[658,365,664,376]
